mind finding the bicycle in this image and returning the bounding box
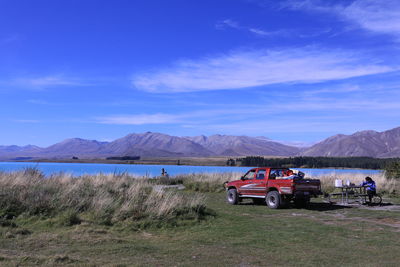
[371,193,382,205]
[351,190,382,205]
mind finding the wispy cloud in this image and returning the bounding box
[342,0,400,37]
[215,19,240,30]
[284,0,400,38]
[132,47,394,93]
[20,75,90,88]
[215,19,281,37]
[1,75,93,91]
[95,88,400,127]
[303,84,362,96]
[248,28,271,36]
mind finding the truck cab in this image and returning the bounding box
[224,167,322,209]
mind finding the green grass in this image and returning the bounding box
[1,192,400,266]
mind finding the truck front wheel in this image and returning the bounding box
[266,191,281,209]
[227,188,239,205]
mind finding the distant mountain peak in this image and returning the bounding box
[302,126,400,158]
[2,126,400,160]
[353,130,378,136]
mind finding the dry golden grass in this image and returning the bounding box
[0,168,207,226]
[174,172,242,192]
[0,168,397,227]
[171,171,399,195]
[308,172,399,194]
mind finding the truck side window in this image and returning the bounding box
[256,170,266,180]
[243,170,256,180]
[269,170,278,179]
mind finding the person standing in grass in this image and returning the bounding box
[361,177,376,204]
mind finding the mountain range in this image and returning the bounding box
[1,127,400,159]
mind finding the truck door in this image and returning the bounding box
[237,169,256,195]
[251,169,268,196]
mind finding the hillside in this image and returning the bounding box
[1,127,400,159]
[185,135,300,156]
[302,127,400,158]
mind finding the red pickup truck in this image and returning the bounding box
[224,167,322,209]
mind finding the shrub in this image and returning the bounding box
[58,210,81,226]
[384,161,400,179]
[174,172,242,193]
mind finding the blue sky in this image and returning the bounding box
[1,0,400,146]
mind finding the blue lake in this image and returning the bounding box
[0,162,381,177]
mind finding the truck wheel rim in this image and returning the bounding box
[228,192,234,201]
[268,196,276,206]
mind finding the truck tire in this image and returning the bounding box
[266,191,281,209]
[227,188,239,205]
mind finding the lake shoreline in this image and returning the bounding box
[1,157,383,170]
[0,161,382,178]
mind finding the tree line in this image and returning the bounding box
[229,156,400,170]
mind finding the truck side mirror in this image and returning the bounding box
[240,176,245,180]
[270,173,276,179]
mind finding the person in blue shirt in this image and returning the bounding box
[361,177,376,204]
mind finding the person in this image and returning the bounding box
[161,168,166,176]
[361,176,376,204]
[281,169,295,179]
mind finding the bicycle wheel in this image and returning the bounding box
[372,194,382,204]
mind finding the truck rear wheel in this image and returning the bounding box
[266,191,281,209]
[227,188,239,205]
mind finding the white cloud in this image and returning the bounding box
[284,0,400,38]
[342,0,400,36]
[132,47,394,93]
[97,113,182,125]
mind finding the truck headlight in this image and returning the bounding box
[280,187,292,194]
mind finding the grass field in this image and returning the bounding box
[1,170,400,266]
[1,191,400,266]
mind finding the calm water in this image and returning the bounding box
[0,162,381,177]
